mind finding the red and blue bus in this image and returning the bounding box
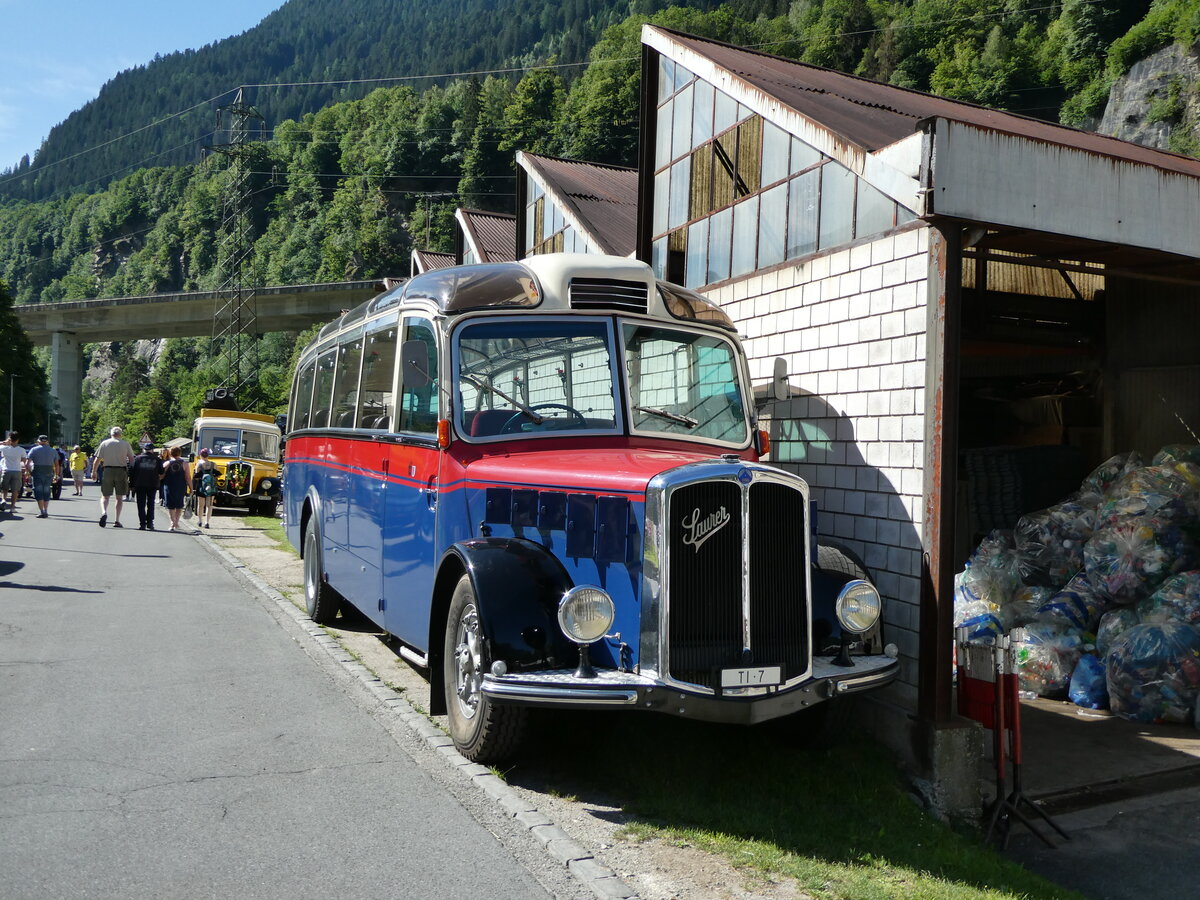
[285,253,897,761]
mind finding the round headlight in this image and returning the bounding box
[557,586,615,645]
[836,580,881,634]
[260,478,274,491]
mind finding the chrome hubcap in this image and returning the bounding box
[453,604,483,720]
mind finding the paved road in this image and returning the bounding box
[0,494,567,899]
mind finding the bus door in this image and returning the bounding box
[324,327,364,591]
[345,315,399,629]
[382,315,442,650]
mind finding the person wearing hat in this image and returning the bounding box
[130,441,164,530]
[69,445,87,496]
[94,426,135,527]
[0,431,28,513]
[27,435,61,518]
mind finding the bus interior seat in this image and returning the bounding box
[311,409,330,428]
[336,409,356,428]
[467,409,514,437]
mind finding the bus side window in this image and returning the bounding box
[311,350,337,429]
[357,319,398,431]
[397,318,438,435]
[331,330,365,429]
[293,359,317,430]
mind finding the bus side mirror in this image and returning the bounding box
[401,340,432,390]
[772,357,790,401]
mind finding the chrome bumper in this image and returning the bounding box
[481,654,899,724]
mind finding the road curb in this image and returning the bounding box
[196,532,639,900]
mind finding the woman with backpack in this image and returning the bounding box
[193,448,219,530]
[159,446,192,533]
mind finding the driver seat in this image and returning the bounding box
[468,409,514,437]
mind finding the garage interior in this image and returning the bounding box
[952,224,1200,807]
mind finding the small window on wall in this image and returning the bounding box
[856,179,895,238]
[658,56,675,103]
[357,319,398,430]
[331,332,364,428]
[668,157,691,231]
[686,219,709,289]
[692,81,714,146]
[787,168,819,258]
[672,84,694,161]
[398,318,438,435]
[731,196,759,277]
[819,163,855,250]
[708,207,732,284]
[656,102,673,170]
[652,237,667,279]
[758,184,786,269]
[667,228,687,285]
[761,121,790,187]
[533,197,545,249]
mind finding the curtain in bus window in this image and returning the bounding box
[357,319,398,430]
[398,319,439,435]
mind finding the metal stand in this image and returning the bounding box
[957,628,1069,849]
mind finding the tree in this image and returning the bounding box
[0,280,50,438]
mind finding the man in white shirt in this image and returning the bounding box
[0,431,28,513]
[94,426,135,528]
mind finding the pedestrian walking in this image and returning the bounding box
[193,448,219,529]
[95,426,135,528]
[130,442,164,530]
[27,435,61,518]
[160,446,191,532]
[0,432,29,514]
[69,445,87,495]
[158,446,171,506]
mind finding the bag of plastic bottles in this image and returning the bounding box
[1136,571,1200,628]
[1014,501,1097,588]
[1084,518,1197,605]
[1068,654,1109,710]
[1013,622,1085,699]
[1152,444,1200,467]
[1098,464,1200,527]
[1078,451,1143,502]
[1096,608,1139,658]
[999,585,1052,630]
[954,531,1023,641]
[1035,572,1108,633]
[1105,623,1200,724]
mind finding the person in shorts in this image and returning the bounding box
[27,435,61,518]
[69,445,87,495]
[95,426,135,528]
[0,432,28,513]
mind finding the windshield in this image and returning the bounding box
[198,427,280,462]
[456,319,618,438]
[622,323,749,445]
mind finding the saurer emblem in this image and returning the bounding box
[681,506,730,552]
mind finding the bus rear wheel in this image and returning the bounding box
[443,574,526,762]
[303,524,341,625]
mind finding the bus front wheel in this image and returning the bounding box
[303,524,340,625]
[443,574,527,762]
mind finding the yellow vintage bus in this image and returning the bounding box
[190,408,283,517]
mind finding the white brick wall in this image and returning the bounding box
[704,226,930,711]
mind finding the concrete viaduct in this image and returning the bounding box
[15,280,382,445]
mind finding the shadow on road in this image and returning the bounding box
[0,581,103,594]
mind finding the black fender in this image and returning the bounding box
[442,537,578,672]
[810,541,884,654]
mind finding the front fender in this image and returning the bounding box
[444,538,578,671]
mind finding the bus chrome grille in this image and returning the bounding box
[665,479,808,689]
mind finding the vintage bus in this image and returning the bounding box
[284,254,898,761]
[190,407,283,518]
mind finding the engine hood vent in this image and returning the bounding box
[569,277,648,314]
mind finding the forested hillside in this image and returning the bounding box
[3,0,1200,447]
[0,0,712,201]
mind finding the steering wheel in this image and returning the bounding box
[500,403,587,434]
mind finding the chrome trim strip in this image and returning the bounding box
[482,682,640,705]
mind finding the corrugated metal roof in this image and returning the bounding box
[458,209,516,263]
[521,154,638,256]
[411,249,455,273]
[656,27,1200,181]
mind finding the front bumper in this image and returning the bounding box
[481,654,899,725]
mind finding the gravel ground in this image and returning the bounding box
[200,511,810,900]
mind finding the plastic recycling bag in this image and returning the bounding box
[1078,451,1143,503]
[1014,501,1097,588]
[1000,585,1052,630]
[1084,519,1197,605]
[1152,444,1200,467]
[954,531,1022,641]
[1035,572,1108,633]
[1096,608,1139,658]
[1106,623,1200,724]
[1013,622,1085,699]
[1068,654,1109,710]
[1136,571,1200,628]
[1098,464,1200,527]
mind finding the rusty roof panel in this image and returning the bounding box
[412,250,455,273]
[658,28,1200,181]
[522,154,638,256]
[459,209,516,263]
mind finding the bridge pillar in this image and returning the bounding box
[50,332,82,446]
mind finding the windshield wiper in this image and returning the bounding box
[635,405,698,428]
[460,373,544,424]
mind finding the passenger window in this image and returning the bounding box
[311,350,337,428]
[331,329,364,428]
[293,360,316,429]
[357,317,398,431]
[397,318,438,435]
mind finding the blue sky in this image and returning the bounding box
[0,0,286,171]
